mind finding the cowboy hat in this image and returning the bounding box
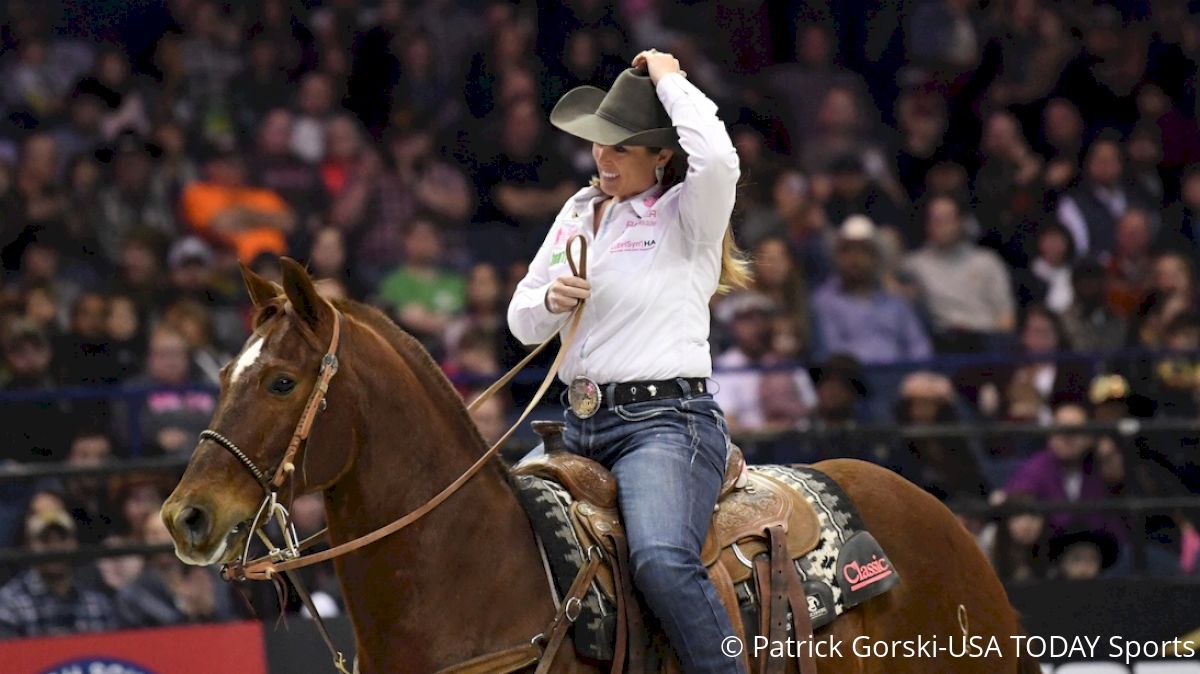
[550,67,681,150]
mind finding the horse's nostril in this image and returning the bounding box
[176,505,211,544]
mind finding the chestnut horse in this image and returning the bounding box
[161,259,1039,673]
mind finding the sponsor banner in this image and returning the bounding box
[0,621,267,674]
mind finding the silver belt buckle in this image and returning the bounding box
[568,376,602,419]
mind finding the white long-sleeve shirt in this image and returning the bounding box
[506,73,739,384]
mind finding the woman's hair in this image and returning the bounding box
[592,147,753,294]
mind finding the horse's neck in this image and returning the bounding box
[323,347,554,672]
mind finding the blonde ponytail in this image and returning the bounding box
[717,224,753,294]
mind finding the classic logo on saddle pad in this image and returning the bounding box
[836,531,899,605]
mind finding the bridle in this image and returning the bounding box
[198,307,343,571]
[194,236,589,674]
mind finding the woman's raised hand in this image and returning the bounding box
[632,49,683,85]
[544,275,592,314]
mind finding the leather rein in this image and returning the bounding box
[200,235,590,673]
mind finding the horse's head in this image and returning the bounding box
[161,258,357,565]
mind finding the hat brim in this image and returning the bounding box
[550,85,681,151]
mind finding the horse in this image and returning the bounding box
[161,258,1041,673]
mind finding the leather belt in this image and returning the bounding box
[568,376,708,418]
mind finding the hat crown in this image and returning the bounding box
[594,69,672,142]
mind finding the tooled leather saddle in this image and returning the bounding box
[511,421,824,674]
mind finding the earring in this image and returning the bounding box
[655,164,665,183]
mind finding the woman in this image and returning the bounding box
[507,50,749,673]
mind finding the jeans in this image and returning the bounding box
[528,378,745,674]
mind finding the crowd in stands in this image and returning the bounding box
[1,0,1199,639]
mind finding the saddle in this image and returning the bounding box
[512,421,823,674]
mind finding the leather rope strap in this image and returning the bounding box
[285,569,351,674]
[783,544,819,674]
[240,234,588,582]
[275,309,342,488]
[604,531,646,674]
[464,232,587,414]
[432,643,541,674]
[532,551,603,674]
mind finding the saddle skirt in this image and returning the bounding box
[511,421,900,673]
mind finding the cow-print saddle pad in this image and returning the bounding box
[512,464,899,661]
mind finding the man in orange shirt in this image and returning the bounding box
[181,142,295,263]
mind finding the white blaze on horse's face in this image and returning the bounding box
[231,336,265,384]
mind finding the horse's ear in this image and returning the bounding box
[279,256,332,327]
[240,262,280,307]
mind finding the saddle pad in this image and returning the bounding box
[512,464,899,661]
[512,473,618,660]
[749,465,899,630]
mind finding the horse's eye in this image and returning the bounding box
[268,376,297,396]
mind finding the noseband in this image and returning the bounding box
[198,309,343,571]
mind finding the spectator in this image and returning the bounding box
[51,429,119,545]
[893,87,949,203]
[161,299,232,387]
[166,235,244,354]
[975,111,1046,266]
[121,326,215,455]
[54,292,118,390]
[1056,136,1153,260]
[986,6,1075,109]
[761,23,871,157]
[903,195,1016,352]
[0,319,69,463]
[822,154,907,243]
[892,371,988,501]
[811,216,931,364]
[1000,402,1120,540]
[1105,208,1156,317]
[712,292,816,437]
[1,134,69,273]
[750,171,833,288]
[1158,164,1200,255]
[307,227,351,289]
[441,325,502,397]
[94,131,175,265]
[990,494,1050,583]
[1047,528,1121,580]
[464,387,512,448]
[181,141,295,264]
[749,235,814,359]
[801,354,880,462]
[970,305,1090,423]
[1011,221,1074,312]
[1039,97,1086,165]
[49,83,107,177]
[906,0,983,78]
[290,72,338,164]
[116,512,236,628]
[1139,312,1200,419]
[1130,252,1197,349]
[105,293,145,381]
[248,108,328,247]
[376,219,466,359]
[1060,258,1128,353]
[444,261,508,357]
[471,98,576,265]
[0,508,115,638]
[229,34,294,137]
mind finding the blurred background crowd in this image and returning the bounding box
[1,0,1199,640]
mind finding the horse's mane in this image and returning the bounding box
[330,298,497,460]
